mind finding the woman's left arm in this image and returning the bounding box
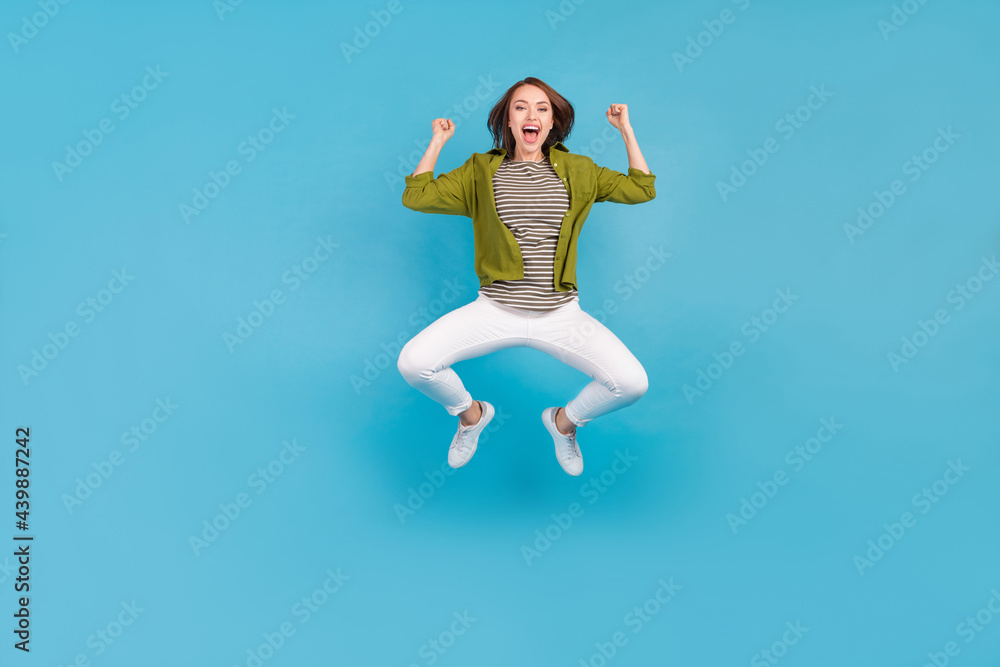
[608,104,650,175]
[593,103,655,204]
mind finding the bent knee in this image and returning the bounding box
[397,340,435,384]
[614,363,649,403]
[396,341,421,381]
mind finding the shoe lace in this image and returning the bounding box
[454,423,475,452]
[566,439,580,459]
[557,430,579,460]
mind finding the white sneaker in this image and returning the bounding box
[542,407,583,476]
[448,400,495,468]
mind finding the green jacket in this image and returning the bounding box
[402,141,656,292]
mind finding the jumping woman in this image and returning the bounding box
[398,77,656,476]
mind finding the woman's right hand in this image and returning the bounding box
[431,118,455,144]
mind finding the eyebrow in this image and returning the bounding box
[513,100,549,105]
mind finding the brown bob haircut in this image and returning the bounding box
[487,77,575,157]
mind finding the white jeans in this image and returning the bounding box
[397,293,648,428]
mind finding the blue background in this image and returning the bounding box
[2,0,998,665]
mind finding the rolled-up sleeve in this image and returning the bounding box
[594,165,656,204]
[402,155,473,217]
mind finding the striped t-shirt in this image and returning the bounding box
[478,155,579,311]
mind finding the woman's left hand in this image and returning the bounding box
[606,103,631,131]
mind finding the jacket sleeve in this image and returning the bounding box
[594,165,656,204]
[401,155,473,217]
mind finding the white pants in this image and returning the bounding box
[396,293,648,428]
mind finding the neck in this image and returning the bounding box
[512,147,544,162]
[511,151,545,162]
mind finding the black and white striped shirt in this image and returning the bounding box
[478,155,579,311]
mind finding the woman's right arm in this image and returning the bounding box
[411,118,452,176]
[402,118,471,217]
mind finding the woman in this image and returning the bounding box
[398,77,656,476]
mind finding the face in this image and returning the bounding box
[507,84,553,154]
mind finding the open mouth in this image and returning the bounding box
[521,124,540,143]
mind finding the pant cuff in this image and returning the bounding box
[445,392,474,417]
[564,403,587,428]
